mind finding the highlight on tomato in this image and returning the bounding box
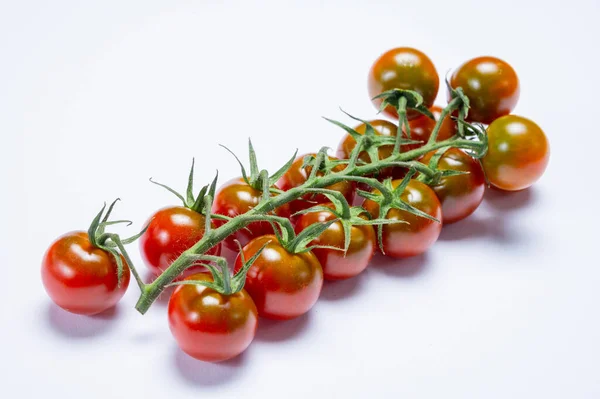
[363,179,442,258]
[450,56,520,124]
[482,115,550,191]
[140,162,221,277]
[368,47,439,120]
[212,177,290,249]
[234,235,324,320]
[168,242,268,362]
[41,202,132,315]
[421,148,486,224]
[294,203,376,280]
[168,273,258,362]
[276,153,354,216]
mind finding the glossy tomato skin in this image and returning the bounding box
[212,177,291,250]
[336,119,406,180]
[294,204,376,280]
[234,235,323,320]
[421,148,485,224]
[482,115,550,191]
[42,231,130,315]
[407,105,457,150]
[450,56,520,124]
[277,153,354,216]
[140,206,221,277]
[168,273,258,362]
[363,180,442,258]
[368,47,439,120]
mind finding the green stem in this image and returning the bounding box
[393,96,408,154]
[427,96,462,144]
[134,107,486,314]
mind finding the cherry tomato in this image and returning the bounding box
[294,204,376,280]
[336,119,406,180]
[450,56,520,124]
[140,206,221,277]
[406,105,457,150]
[482,115,550,191]
[42,231,130,315]
[277,153,354,216]
[421,148,485,224]
[168,273,258,362]
[212,177,291,250]
[363,180,442,258]
[368,47,439,120]
[234,235,323,320]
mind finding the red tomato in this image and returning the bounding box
[234,235,323,320]
[294,204,376,280]
[336,119,406,180]
[212,177,291,250]
[450,56,520,124]
[168,273,258,362]
[421,148,485,224]
[406,105,457,150]
[363,180,442,258]
[482,115,550,191]
[140,206,221,276]
[368,47,439,120]
[42,231,130,315]
[277,153,354,216]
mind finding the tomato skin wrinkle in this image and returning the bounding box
[368,47,439,120]
[277,153,355,217]
[450,56,520,124]
[295,203,376,281]
[168,273,258,362]
[421,148,486,224]
[140,206,221,277]
[234,235,323,320]
[212,177,291,250]
[482,115,550,191]
[363,180,442,258]
[42,231,130,315]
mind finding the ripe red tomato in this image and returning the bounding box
[421,148,485,224]
[368,47,439,120]
[42,231,130,315]
[277,153,354,215]
[406,105,457,149]
[336,119,406,180]
[450,56,520,124]
[234,235,323,320]
[140,206,221,276]
[294,204,375,280]
[363,180,442,258]
[482,115,550,191]
[212,177,291,250]
[168,273,258,362]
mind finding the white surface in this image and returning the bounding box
[1,0,599,398]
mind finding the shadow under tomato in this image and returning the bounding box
[319,271,367,301]
[173,346,246,386]
[484,186,536,211]
[438,213,528,247]
[254,312,312,343]
[46,302,119,338]
[368,252,429,278]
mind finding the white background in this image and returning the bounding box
[1,0,599,398]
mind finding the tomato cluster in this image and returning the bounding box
[41,46,550,364]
